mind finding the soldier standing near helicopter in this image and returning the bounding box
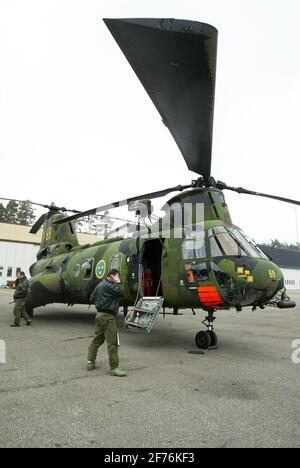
[10,271,31,327]
[87,269,127,377]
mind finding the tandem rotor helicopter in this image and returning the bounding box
[3,18,299,349]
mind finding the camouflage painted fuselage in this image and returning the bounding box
[26,189,284,313]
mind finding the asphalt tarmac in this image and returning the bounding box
[0,289,299,448]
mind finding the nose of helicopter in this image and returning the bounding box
[212,258,284,307]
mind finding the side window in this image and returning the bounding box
[16,267,21,276]
[82,259,94,280]
[182,226,206,260]
[182,239,206,260]
[110,254,121,271]
[0,266,3,277]
[182,240,196,260]
[7,267,12,278]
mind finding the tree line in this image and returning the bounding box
[0,200,35,226]
[0,200,114,236]
[261,239,300,251]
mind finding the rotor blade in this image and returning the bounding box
[29,213,47,234]
[223,185,300,206]
[0,198,80,213]
[104,18,218,180]
[54,184,192,225]
[0,198,48,209]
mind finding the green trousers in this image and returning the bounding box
[87,312,119,370]
[14,298,30,325]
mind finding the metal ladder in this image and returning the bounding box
[124,297,164,333]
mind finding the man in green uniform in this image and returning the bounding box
[87,269,127,377]
[11,271,31,327]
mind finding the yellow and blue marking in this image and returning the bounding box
[95,259,106,279]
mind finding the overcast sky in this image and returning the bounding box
[0,0,299,244]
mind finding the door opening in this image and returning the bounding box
[141,239,164,296]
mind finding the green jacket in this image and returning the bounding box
[14,278,28,300]
[90,279,124,315]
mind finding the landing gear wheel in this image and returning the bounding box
[208,330,218,347]
[195,331,212,350]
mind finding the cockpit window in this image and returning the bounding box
[211,226,227,235]
[210,236,223,257]
[213,233,247,256]
[229,228,268,259]
[255,245,268,259]
[208,226,268,258]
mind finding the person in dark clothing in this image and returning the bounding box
[11,271,31,327]
[87,269,127,377]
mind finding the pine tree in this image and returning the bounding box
[17,200,36,225]
[0,203,6,222]
[271,239,283,248]
[4,200,19,224]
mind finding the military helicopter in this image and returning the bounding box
[4,18,299,349]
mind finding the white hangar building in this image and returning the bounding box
[0,223,102,286]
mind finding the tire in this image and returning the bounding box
[208,330,218,347]
[195,331,212,349]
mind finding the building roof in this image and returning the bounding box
[0,222,102,246]
[258,245,300,269]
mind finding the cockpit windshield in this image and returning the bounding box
[208,226,268,259]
